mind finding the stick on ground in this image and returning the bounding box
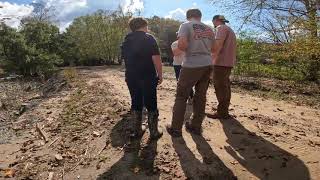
[48,137,60,147]
[36,123,49,143]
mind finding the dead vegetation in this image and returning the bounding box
[231,76,320,108]
[0,68,130,179]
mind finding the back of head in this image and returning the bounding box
[128,17,148,32]
[212,15,229,24]
[186,9,202,19]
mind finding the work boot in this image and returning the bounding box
[148,111,163,140]
[131,111,146,138]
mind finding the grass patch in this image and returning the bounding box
[63,68,79,83]
[233,63,305,81]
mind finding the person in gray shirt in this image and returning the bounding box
[166,8,215,137]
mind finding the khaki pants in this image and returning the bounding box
[213,66,232,116]
[171,66,212,130]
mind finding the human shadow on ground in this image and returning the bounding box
[172,104,236,180]
[220,117,310,180]
[97,113,160,180]
[171,103,236,179]
[172,135,237,180]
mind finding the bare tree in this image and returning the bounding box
[211,0,319,42]
[21,0,57,24]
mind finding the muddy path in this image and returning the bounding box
[1,66,319,180]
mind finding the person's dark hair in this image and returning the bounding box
[212,15,229,23]
[186,9,202,19]
[129,17,148,32]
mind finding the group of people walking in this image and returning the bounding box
[121,8,236,140]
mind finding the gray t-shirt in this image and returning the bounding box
[178,20,215,68]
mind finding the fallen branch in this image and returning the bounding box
[48,137,60,147]
[71,141,109,171]
[36,123,49,143]
[62,164,65,180]
[96,141,110,157]
[71,145,90,171]
[71,158,84,171]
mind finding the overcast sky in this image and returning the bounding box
[0,0,239,31]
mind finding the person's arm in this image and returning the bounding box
[177,23,189,51]
[171,42,184,56]
[212,39,224,60]
[150,36,163,84]
[152,55,163,84]
[178,37,188,51]
[172,47,184,56]
[212,26,227,61]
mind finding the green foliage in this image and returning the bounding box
[1,5,317,82]
[64,10,129,66]
[235,32,320,81]
[58,32,80,66]
[0,22,62,78]
[0,9,182,77]
[274,37,320,81]
[148,16,181,62]
[61,13,182,66]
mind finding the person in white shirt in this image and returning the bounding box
[171,37,194,102]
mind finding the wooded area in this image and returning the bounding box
[213,0,320,81]
[0,1,319,179]
[0,5,181,78]
[0,1,319,81]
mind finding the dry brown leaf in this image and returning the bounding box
[4,169,15,178]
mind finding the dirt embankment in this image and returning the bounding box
[1,66,319,180]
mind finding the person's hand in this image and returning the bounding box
[158,76,163,85]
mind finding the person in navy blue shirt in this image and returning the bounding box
[121,17,163,140]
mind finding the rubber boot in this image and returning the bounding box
[148,111,163,140]
[131,111,146,138]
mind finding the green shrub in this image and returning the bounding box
[0,22,62,78]
[236,33,320,82]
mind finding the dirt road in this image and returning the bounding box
[1,66,319,180]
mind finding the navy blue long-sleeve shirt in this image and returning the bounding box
[121,31,160,80]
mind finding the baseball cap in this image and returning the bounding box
[212,15,229,23]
